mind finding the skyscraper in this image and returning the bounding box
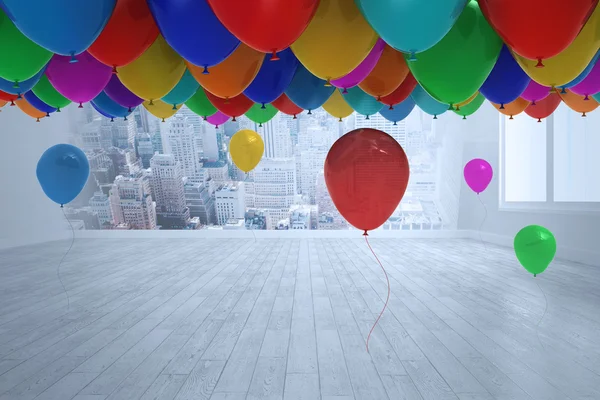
[259,114,293,159]
[164,114,201,182]
[184,178,215,226]
[253,158,297,229]
[215,182,246,225]
[299,148,328,203]
[150,154,190,229]
[89,191,113,228]
[355,113,407,147]
[136,133,154,169]
[109,174,156,229]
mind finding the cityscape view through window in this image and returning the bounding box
[65,104,460,231]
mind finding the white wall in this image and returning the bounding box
[457,102,600,266]
[0,105,71,249]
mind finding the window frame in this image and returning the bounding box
[499,113,600,215]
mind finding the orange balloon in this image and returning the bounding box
[187,43,265,99]
[16,98,46,120]
[358,44,409,99]
[558,89,599,116]
[0,99,6,108]
[493,97,530,119]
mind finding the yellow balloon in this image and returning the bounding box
[230,129,264,173]
[143,99,179,121]
[118,35,186,101]
[513,6,600,88]
[290,0,378,83]
[322,90,353,120]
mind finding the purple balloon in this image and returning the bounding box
[330,38,385,92]
[464,159,493,194]
[46,52,112,105]
[104,75,144,110]
[521,81,550,104]
[570,60,600,98]
[206,111,229,127]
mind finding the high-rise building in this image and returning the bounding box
[133,106,150,133]
[150,154,190,229]
[253,158,297,229]
[184,179,215,225]
[87,150,116,185]
[164,114,201,182]
[79,120,102,152]
[201,124,219,161]
[260,115,293,159]
[109,174,156,229]
[299,148,328,203]
[215,182,246,225]
[203,160,229,184]
[315,171,347,230]
[136,133,154,168]
[355,113,407,147]
[89,191,113,228]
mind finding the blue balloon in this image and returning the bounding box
[479,46,530,106]
[91,91,132,120]
[244,49,299,106]
[560,50,600,89]
[91,102,116,120]
[24,91,56,115]
[0,0,115,56]
[342,87,384,117]
[0,67,45,96]
[411,84,448,117]
[379,97,416,123]
[285,64,335,111]
[148,0,239,69]
[36,144,90,206]
[161,70,200,108]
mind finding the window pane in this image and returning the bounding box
[553,103,600,202]
[504,114,546,202]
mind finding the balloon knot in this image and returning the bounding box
[224,97,230,104]
[46,112,50,117]
[324,79,332,88]
[509,115,514,120]
[172,104,177,110]
[293,114,297,119]
[362,230,368,236]
[259,123,262,127]
[124,116,128,121]
[162,118,165,122]
[232,116,237,122]
[582,112,587,117]
[408,52,417,62]
[261,103,266,109]
[112,66,118,74]
[584,94,589,100]
[560,87,566,94]
[215,125,219,129]
[149,99,154,106]
[203,116,207,121]
[110,117,114,122]
[499,103,505,109]
[78,102,83,108]
[376,96,381,101]
[128,107,132,112]
[69,52,78,64]
[339,117,342,122]
[433,115,437,119]
[534,273,537,277]
[10,100,15,106]
[393,121,397,125]
[202,65,209,75]
[17,93,22,100]
[13,81,19,89]
[308,110,312,115]
[455,105,460,111]
[537,118,541,122]
[36,118,40,122]
[270,50,280,61]
[57,107,61,112]
[365,115,370,120]
[448,104,454,110]
[535,58,544,68]
[389,105,394,110]
[532,100,536,105]
[342,88,348,94]
[60,204,64,208]
[463,115,466,120]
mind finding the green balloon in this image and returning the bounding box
[32,75,71,110]
[245,103,277,125]
[0,10,52,83]
[342,87,383,117]
[453,93,485,119]
[405,0,502,105]
[514,225,556,276]
[185,88,217,117]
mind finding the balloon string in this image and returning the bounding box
[477,194,489,255]
[59,207,74,311]
[534,278,549,353]
[251,227,257,243]
[364,235,390,353]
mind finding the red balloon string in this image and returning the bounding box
[364,234,390,353]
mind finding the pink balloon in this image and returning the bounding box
[46,52,112,106]
[464,158,493,194]
[570,60,600,97]
[521,80,550,104]
[330,38,385,92]
[206,111,230,127]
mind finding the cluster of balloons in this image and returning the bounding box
[2,0,600,125]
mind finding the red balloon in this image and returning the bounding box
[205,90,253,118]
[0,90,18,104]
[324,128,410,233]
[380,73,418,109]
[272,93,303,117]
[524,92,561,122]
[88,0,159,69]
[479,0,598,64]
[207,0,320,59]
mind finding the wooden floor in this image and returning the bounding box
[0,238,598,400]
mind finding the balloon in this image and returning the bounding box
[358,45,409,99]
[88,0,159,69]
[0,9,52,84]
[463,158,493,194]
[24,91,56,116]
[0,99,6,108]
[342,87,384,117]
[379,97,416,124]
[143,99,179,121]
[493,98,530,119]
[558,89,599,116]
[272,93,303,117]
[91,101,116,120]
[479,0,598,63]
[524,93,561,122]
[147,0,239,69]
[406,0,502,105]
[380,73,418,109]
[0,89,18,103]
[0,67,45,96]
[0,0,116,56]
[46,52,112,106]
[229,129,264,173]
[285,64,335,111]
[322,90,353,121]
[410,84,448,117]
[206,111,230,127]
[117,35,186,101]
[324,128,410,233]
[560,51,600,89]
[331,38,385,92]
[592,92,600,103]
[31,75,71,110]
[521,81,550,104]
[184,89,217,118]
[243,48,299,106]
[513,5,600,88]
[207,0,319,57]
[245,103,278,125]
[357,0,468,56]
[91,91,133,119]
[205,90,253,119]
[36,144,90,206]
[290,0,378,82]
[479,46,530,107]
[454,93,486,119]
[161,70,200,109]
[514,225,556,276]
[16,96,47,120]
[569,61,600,99]
[188,43,264,99]
[104,75,144,111]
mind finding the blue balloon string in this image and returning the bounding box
[58,207,75,311]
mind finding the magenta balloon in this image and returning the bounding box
[570,61,600,97]
[206,111,230,126]
[330,38,385,91]
[521,80,550,103]
[46,52,112,105]
[464,158,493,195]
